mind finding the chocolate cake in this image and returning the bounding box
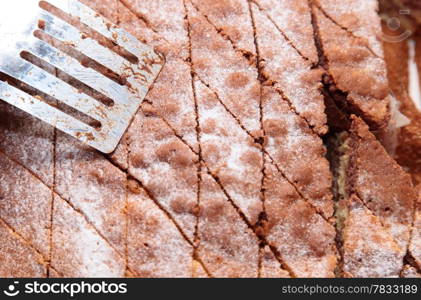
[331,116,416,277]
[0,0,419,278]
[312,0,391,130]
[382,22,421,186]
[381,13,421,277]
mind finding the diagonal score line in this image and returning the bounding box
[351,135,412,257]
[116,0,330,219]
[103,154,216,277]
[247,0,275,277]
[0,216,64,277]
[138,97,295,277]
[194,73,332,222]
[248,1,326,136]
[193,1,322,137]
[48,64,59,277]
[118,0,163,37]
[404,188,421,274]
[4,0,328,278]
[0,149,139,276]
[146,79,334,277]
[202,162,296,277]
[347,193,409,275]
[182,0,211,278]
[124,147,130,276]
[119,0,322,139]
[109,0,332,272]
[140,74,332,228]
[314,3,381,59]
[117,0,187,60]
[249,0,312,62]
[48,128,57,278]
[189,0,256,63]
[0,217,48,276]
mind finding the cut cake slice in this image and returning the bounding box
[312,1,391,130]
[332,116,417,277]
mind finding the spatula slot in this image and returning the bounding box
[0,72,56,107]
[0,70,101,129]
[33,28,125,88]
[39,1,139,65]
[20,49,115,109]
[0,0,165,153]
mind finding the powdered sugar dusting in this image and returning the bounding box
[316,0,384,58]
[52,195,125,277]
[252,3,327,134]
[351,124,414,254]
[127,109,198,240]
[342,201,402,277]
[315,6,390,126]
[143,58,199,152]
[198,171,259,277]
[0,154,51,257]
[254,0,318,63]
[127,187,193,277]
[0,219,46,277]
[122,0,190,59]
[0,0,412,278]
[0,102,54,185]
[264,160,337,277]
[196,79,263,224]
[191,0,256,58]
[55,133,127,254]
[116,1,180,59]
[262,87,333,218]
[187,1,261,133]
[259,246,290,278]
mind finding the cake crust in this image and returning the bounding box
[0,0,416,278]
[312,3,391,130]
[332,116,418,277]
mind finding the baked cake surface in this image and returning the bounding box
[381,12,421,277]
[332,116,416,277]
[0,0,419,278]
[382,23,421,186]
[313,0,391,129]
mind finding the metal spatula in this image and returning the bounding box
[0,0,164,153]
